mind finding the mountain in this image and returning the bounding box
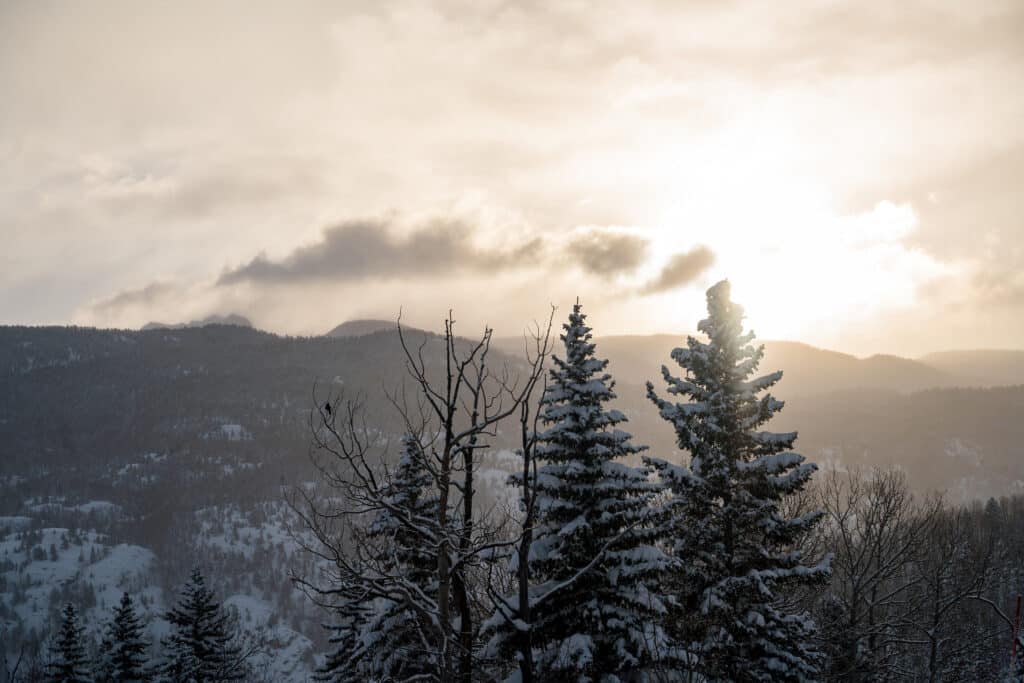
[919,350,1024,387]
[3,324,1023,669]
[584,335,1024,395]
[498,332,1024,502]
[761,343,954,396]
[518,335,956,397]
[141,313,252,330]
[0,322,506,671]
[325,318,396,337]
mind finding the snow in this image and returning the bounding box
[0,528,158,641]
[225,594,316,681]
[72,500,121,515]
[553,633,595,670]
[191,503,308,567]
[0,516,32,532]
[945,437,982,466]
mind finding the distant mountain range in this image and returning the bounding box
[133,316,1024,394]
[587,336,1024,397]
[3,319,1021,503]
[325,319,395,337]
[322,319,1024,393]
[920,350,1024,387]
[142,313,253,331]
[2,319,1021,671]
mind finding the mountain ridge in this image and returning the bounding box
[141,313,253,331]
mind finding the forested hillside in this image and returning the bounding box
[2,319,1023,680]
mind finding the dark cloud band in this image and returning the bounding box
[568,230,649,276]
[217,219,543,286]
[640,245,715,294]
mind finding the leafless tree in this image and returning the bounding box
[2,647,44,683]
[3,649,23,683]
[812,467,943,681]
[481,313,555,683]
[394,313,553,682]
[902,507,998,682]
[289,312,553,682]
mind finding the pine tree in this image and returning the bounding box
[318,435,444,682]
[318,589,373,683]
[46,603,91,683]
[97,592,150,683]
[526,301,674,681]
[645,280,829,682]
[160,568,248,683]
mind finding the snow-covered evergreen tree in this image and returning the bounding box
[318,435,444,682]
[160,568,247,683]
[46,603,91,683]
[645,279,829,682]
[317,589,372,683]
[97,592,151,683]
[526,301,674,681]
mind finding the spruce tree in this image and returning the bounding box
[527,302,673,681]
[317,590,372,683]
[46,603,91,683]
[645,280,829,682]
[160,568,247,683]
[318,435,443,682]
[97,592,150,683]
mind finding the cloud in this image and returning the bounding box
[5,1,1021,354]
[92,281,178,315]
[567,229,649,275]
[640,246,716,294]
[85,274,269,330]
[970,266,1024,310]
[217,219,544,286]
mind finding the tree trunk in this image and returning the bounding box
[457,445,474,683]
[518,460,534,683]
[437,441,453,678]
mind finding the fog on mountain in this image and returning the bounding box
[3,280,1024,682]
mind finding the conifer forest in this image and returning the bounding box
[3,2,1024,681]
[5,283,1024,682]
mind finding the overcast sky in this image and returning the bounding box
[2,0,1022,356]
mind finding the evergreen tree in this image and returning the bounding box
[318,435,444,682]
[526,302,674,681]
[97,592,150,683]
[645,280,829,682]
[46,603,91,683]
[317,589,373,683]
[160,568,248,683]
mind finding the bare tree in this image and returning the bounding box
[394,313,553,682]
[289,390,452,680]
[3,649,23,683]
[290,313,552,682]
[813,467,943,681]
[481,313,555,683]
[903,507,998,682]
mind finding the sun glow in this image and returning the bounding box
[644,118,951,344]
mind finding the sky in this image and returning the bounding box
[2,0,1022,356]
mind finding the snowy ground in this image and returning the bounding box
[0,526,161,641]
[0,500,319,681]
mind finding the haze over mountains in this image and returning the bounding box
[3,318,1021,498]
[141,313,254,331]
[1,317,1022,673]
[315,317,1024,396]
[589,335,1024,397]
[138,313,1024,393]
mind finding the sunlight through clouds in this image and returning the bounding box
[1,0,1020,354]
